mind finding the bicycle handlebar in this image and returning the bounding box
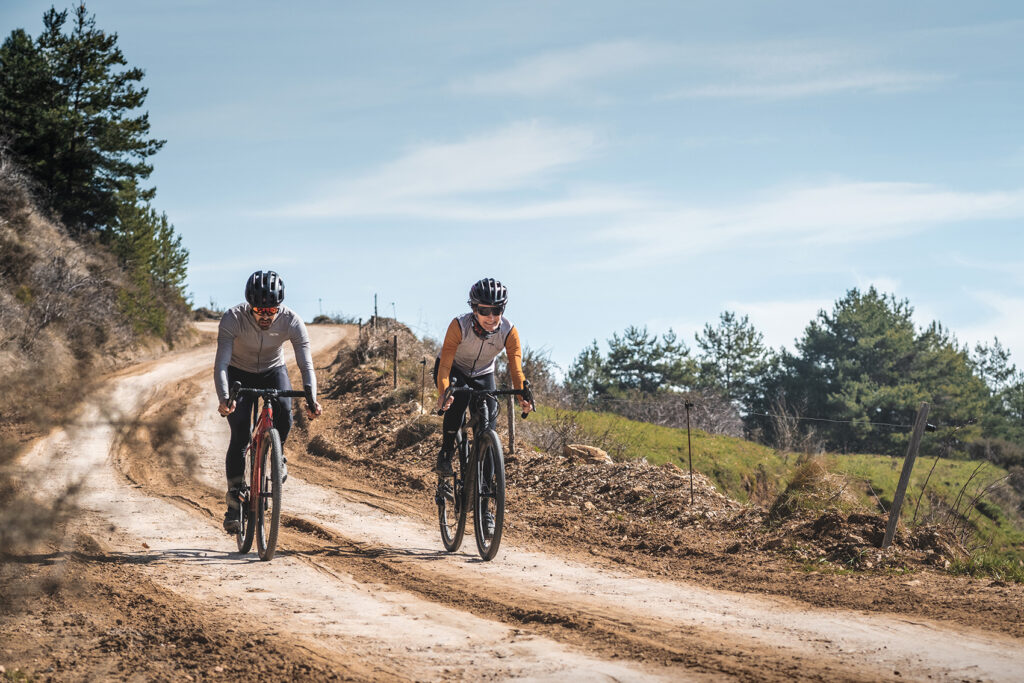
[227,381,316,412]
[437,379,535,419]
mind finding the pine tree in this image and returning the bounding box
[0,5,165,234]
[605,326,695,395]
[565,340,609,403]
[695,311,773,409]
[0,28,60,182]
[758,287,991,453]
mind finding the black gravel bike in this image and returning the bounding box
[226,381,314,561]
[435,380,533,561]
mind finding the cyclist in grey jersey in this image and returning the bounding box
[215,270,322,533]
[213,304,317,401]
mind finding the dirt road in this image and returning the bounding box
[12,324,1024,681]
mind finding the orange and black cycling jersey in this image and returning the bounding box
[435,312,524,394]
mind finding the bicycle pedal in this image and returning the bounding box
[435,482,455,503]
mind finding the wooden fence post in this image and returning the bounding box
[507,372,516,455]
[420,359,426,414]
[882,402,931,549]
[392,335,398,389]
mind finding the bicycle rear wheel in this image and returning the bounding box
[256,428,283,561]
[236,443,256,554]
[473,430,505,561]
[437,433,468,551]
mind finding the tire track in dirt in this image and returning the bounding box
[126,353,1024,682]
[22,324,1024,682]
[21,325,681,682]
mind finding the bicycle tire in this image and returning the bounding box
[473,430,505,561]
[438,432,468,551]
[236,441,256,554]
[256,428,283,561]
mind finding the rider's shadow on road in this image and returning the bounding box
[302,543,465,563]
[3,547,265,567]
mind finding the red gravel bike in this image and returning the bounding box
[226,381,313,561]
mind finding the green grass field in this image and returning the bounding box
[535,406,1024,570]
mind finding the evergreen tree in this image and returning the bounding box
[0,5,164,234]
[759,287,989,453]
[695,310,773,409]
[605,326,695,394]
[0,4,190,329]
[912,321,987,437]
[971,338,1024,441]
[565,340,610,403]
[0,28,59,182]
[108,181,189,336]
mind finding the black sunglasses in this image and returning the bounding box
[475,305,504,317]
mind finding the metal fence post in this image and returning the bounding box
[685,401,694,506]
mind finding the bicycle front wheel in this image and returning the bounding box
[256,428,283,561]
[473,430,505,561]
[437,438,468,552]
[237,442,256,554]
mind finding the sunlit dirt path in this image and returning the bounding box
[20,323,1024,682]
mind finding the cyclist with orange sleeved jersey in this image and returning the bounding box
[432,277,533,477]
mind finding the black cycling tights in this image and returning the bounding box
[433,359,497,452]
[225,365,293,485]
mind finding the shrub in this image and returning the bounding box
[968,438,1024,469]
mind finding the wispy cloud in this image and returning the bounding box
[591,181,1024,269]
[672,71,946,100]
[452,38,948,102]
[450,41,672,96]
[663,39,948,100]
[269,121,631,219]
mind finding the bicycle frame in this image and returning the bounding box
[227,381,313,559]
[436,380,533,559]
[244,397,276,515]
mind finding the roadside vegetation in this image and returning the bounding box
[0,4,191,559]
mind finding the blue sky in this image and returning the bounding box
[3,1,1023,374]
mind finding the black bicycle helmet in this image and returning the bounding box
[468,278,508,308]
[245,270,285,307]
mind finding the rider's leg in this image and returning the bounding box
[224,367,257,492]
[223,370,256,532]
[473,372,498,482]
[434,364,471,475]
[435,392,468,475]
[266,365,294,443]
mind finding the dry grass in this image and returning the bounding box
[768,456,857,522]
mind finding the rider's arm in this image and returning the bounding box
[214,313,238,402]
[504,326,525,390]
[288,318,317,400]
[435,318,463,395]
